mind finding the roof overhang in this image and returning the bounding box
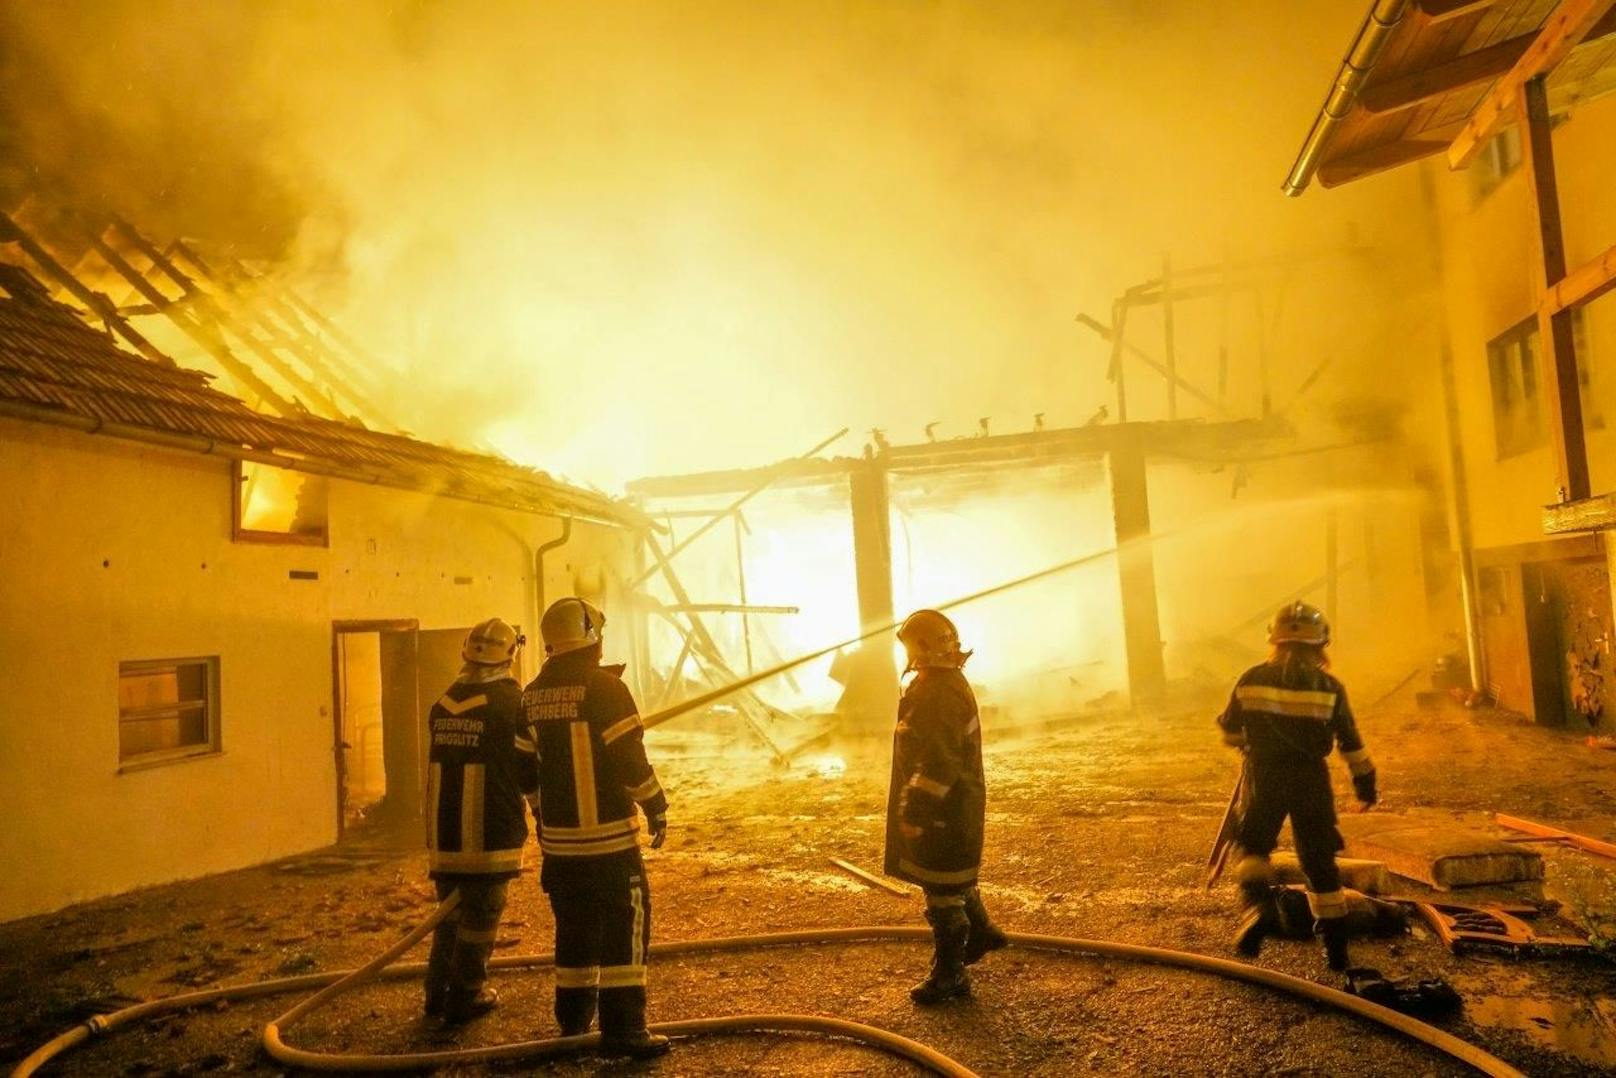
[1284,0,1616,194]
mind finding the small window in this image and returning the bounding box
[1488,318,1545,458]
[1471,126,1523,201]
[1487,311,1596,458]
[118,657,221,766]
[234,461,328,545]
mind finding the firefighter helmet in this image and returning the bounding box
[897,608,970,672]
[463,617,524,666]
[1267,600,1330,646]
[541,597,606,655]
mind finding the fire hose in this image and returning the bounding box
[13,891,1524,1077]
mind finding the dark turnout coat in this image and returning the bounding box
[883,667,985,893]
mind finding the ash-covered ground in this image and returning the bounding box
[4,687,1616,1076]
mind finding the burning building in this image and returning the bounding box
[2,2,1616,1074]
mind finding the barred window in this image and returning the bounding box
[118,657,221,767]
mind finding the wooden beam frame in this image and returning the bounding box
[1362,10,1616,114]
[1316,138,1452,187]
[1545,242,1616,313]
[1448,0,1616,168]
[1516,76,1591,503]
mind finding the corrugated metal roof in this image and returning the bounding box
[0,272,637,527]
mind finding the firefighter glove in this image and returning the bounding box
[649,812,668,849]
[1352,769,1378,808]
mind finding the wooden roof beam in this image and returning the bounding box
[1417,0,1495,20]
[1448,0,1616,168]
[1546,241,1616,313]
[1317,138,1451,187]
[1363,9,1616,113]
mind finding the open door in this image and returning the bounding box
[332,619,420,835]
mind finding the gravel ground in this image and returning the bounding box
[4,686,1616,1076]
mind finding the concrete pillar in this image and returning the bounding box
[843,457,900,727]
[1109,439,1167,704]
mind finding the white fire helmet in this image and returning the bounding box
[896,608,971,672]
[1267,600,1330,647]
[462,618,524,666]
[541,597,606,656]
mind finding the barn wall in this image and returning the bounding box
[0,417,630,922]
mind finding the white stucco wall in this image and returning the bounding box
[0,417,630,922]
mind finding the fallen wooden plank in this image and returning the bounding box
[1495,813,1616,859]
[829,858,910,896]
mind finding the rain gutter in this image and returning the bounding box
[1282,0,1413,196]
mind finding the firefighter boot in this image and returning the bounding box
[443,986,499,1024]
[600,988,671,1059]
[554,987,597,1037]
[962,888,1009,965]
[1318,917,1351,973]
[911,907,971,1005]
[1233,857,1278,958]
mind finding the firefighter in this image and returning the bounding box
[884,609,1009,1005]
[522,597,671,1059]
[1217,601,1377,972]
[424,617,536,1023]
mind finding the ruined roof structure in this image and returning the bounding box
[0,262,638,527]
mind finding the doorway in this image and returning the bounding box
[331,621,510,837]
[332,619,421,835]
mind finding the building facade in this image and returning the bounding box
[0,277,637,921]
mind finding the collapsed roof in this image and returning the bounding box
[0,262,640,528]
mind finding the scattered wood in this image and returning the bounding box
[1495,813,1616,860]
[828,858,909,896]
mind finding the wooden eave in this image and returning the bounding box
[1294,0,1616,191]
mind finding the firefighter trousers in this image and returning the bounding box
[546,863,653,1036]
[1236,755,1347,919]
[426,875,509,1008]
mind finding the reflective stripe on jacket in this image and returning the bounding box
[426,677,536,876]
[523,653,668,861]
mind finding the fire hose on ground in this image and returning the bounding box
[11,541,1528,1076]
[13,889,1525,1077]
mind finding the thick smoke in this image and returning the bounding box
[1,0,1437,491]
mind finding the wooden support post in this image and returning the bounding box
[1162,254,1178,420]
[1109,300,1129,423]
[1517,76,1591,503]
[846,456,900,726]
[1109,438,1167,704]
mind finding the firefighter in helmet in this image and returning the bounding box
[424,617,536,1023]
[884,609,1009,1004]
[522,597,671,1059]
[1217,601,1377,972]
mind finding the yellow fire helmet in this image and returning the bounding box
[1267,600,1330,647]
[896,608,972,672]
[540,597,606,656]
[462,617,525,666]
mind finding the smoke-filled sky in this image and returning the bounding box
[0,1,1432,490]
